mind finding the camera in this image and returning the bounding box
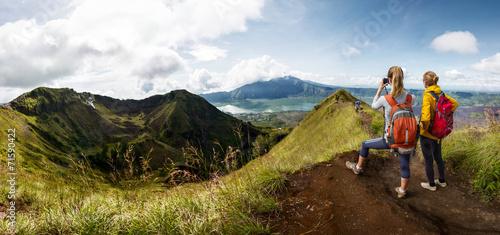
[383,78,389,85]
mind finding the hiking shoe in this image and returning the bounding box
[420,182,437,191]
[434,179,447,188]
[394,187,406,199]
[345,161,361,175]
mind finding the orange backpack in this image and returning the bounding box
[384,94,419,155]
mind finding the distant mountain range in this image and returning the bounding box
[201,76,500,109]
[200,76,338,102]
[0,88,260,170]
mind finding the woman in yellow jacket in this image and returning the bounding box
[420,71,459,191]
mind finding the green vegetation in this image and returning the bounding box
[470,112,484,118]
[234,111,308,128]
[441,108,500,200]
[251,128,292,156]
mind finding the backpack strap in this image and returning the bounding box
[384,94,404,128]
[385,94,412,110]
[384,94,398,120]
[404,94,413,111]
[384,94,398,106]
[426,91,441,133]
[427,91,439,100]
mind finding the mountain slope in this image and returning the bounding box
[201,76,337,102]
[0,88,259,170]
[231,89,499,234]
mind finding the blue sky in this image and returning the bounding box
[1,0,500,103]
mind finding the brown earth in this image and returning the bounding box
[267,150,500,234]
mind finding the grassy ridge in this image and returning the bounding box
[253,93,374,174]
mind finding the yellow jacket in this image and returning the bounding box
[420,85,459,140]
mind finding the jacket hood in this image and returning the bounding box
[424,85,441,95]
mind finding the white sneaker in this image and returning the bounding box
[420,182,437,191]
[394,187,406,199]
[345,161,361,175]
[434,179,447,188]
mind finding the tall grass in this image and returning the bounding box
[0,160,276,234]
[441,108,500,200]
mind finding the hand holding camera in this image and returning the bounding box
[379,77,389,88]
[377,77,390,95]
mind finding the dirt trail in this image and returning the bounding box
[268,150,500,234]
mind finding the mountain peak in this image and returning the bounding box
[201,76,336,102]
[314,89,358,110]
[3,87,85,115]
[330,89,358,103]
[271,75,300,81]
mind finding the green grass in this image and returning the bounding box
[233,111,308,128]
[441,112,500,200]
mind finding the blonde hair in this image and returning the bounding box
[423,71,439,86]
[388,66,404,98]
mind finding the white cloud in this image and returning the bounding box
[187,68,220,93]
[187,55,290,93]
[132,50,186,79]
[430,31,478,54]
[186,56,415,94]
[0,0,265,98]
[444,69,464,78]
[225,55,289,88]
[341,46,361,57]
[188,44,227,62]
[471,53,500,74]
[0,19,91,88]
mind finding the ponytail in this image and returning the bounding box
[423,71,439,86]
[388,66,404,98]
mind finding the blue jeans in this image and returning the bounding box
[360,137,411,179]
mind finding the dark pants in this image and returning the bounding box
[420,135,445,186]
[360,137,411,179]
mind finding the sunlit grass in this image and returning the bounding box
[441,109,500,200]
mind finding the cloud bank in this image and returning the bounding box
[187,55,290,93]
[471,53,500,74]
[0,0,265,94]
